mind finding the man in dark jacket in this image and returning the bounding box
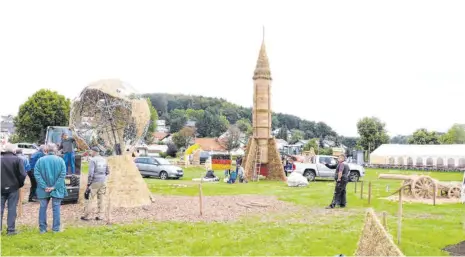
[325,154,350,209]
[1,144,27,235]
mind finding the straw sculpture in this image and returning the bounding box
[105,154,153,208]
[355,208,404,256]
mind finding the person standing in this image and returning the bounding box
[1,144,27,235]
[29,145,46,202]
[81,147,109,221]
[34,144,67,233]
[15,148,31,173]
[59,133,76,175]
[326,155,350,209]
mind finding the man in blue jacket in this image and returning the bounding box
[28,145,46,202]
[34,143,68,233]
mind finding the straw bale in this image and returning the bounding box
[105,154,153,208]
[243,138,258,180]
[266,138,286,181]
[355,208,404,256]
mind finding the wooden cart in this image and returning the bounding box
[379,174,461,199]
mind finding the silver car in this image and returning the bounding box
[135,157,183,180]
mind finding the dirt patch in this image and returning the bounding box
[444,241,465,256]
[10,193,305,228]
[10,179,363,229]
[381,195,460,205]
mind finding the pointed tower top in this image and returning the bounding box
[253,26,272,80]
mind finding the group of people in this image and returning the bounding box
[1,141,110,235]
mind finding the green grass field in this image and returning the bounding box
[2,165,464,256]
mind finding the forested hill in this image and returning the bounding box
[144,93,340,140]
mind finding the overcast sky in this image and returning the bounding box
[1,0,464,137]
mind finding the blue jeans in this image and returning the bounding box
[39,198,62,233]
[63,152,75,174]
[1,190,19,233]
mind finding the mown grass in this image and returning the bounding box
[2,163,464,256]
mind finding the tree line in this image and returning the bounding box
[9,90,464,158]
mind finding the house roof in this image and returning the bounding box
[371,144,465,158]
[275,139,289,145]
[153,132,169,140]
[195,138,226,152]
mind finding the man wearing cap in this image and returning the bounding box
[81,147,110,221]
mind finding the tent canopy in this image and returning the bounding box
[371,144,465,158]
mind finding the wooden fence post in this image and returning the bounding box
[360,181,364,199]
[199,183,203,216]
[382,211,388,230]
[368,181,372,205]
[433,185,436,206]
[397,188,403,245]
[354,180,357,193]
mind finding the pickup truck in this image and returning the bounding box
[294,155,365,182]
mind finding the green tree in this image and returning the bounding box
[171,127,195,149]
[235,118,252,136]
[169,109,187,133]
[14,89,71,143]
[319,147,333,155]
[356,117,390,154]
[315,122,336,140]
[144,98,159,144]
[299,120,316,139]
[185,109,205,121]
[303,138,319,153]
[8,134,20,144]
[408,128,440,145]
[289,129,305,144]
[276,125,289,141]
[196,111,230,137]
[223,125,241,152]
[440,124,465,144]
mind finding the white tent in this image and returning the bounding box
[370,144,465,168]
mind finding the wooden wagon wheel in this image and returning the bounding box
[448,185,462,199]
[402,180,413,196]
[440,187,449,198]
[411,175,436,199]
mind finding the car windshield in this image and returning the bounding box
[155,158,171,165]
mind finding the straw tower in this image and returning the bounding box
[243,28,286,181]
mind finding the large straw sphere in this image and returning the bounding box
[69,79,150,155]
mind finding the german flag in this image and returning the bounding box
[211,154,232,170]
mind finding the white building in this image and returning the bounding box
[156,120,169,133]
[370,144,465,168]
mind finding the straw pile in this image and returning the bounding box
[243,137,258,180]
[355,208,404,256]
[266,138,286,181]
[105,154,153,208]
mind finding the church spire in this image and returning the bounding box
[253,26,272,80]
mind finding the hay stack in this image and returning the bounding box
[243,138,285,181]
[355,208,404,256]
[243,138,258,180]
[105,154,152,208]
[266,138,286,181]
